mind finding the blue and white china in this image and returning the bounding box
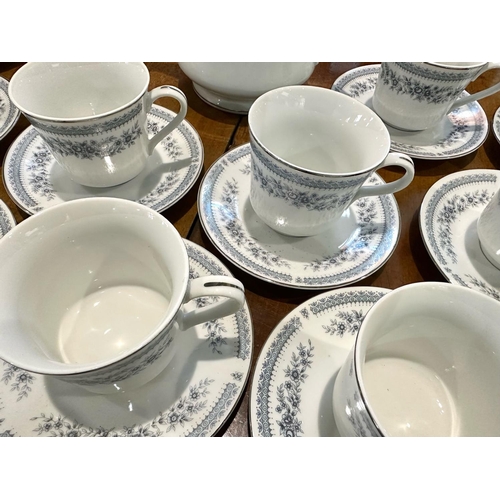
[333,282,500,437]
[178,62,317,114]
[9,63,188,188]
[249,286,390,437]
[372,62,500,131]
[198,144,401,290]
[420,169,500,301]
[0,240,253,437]
[333,64,489,160]
[493,106,500,145]
[248,85,414,237]
[3,104,203,215]
[0,200,16,238]
[0,77,20,141]
[477,185,500,270]
[0,198,245,394]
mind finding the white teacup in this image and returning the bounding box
[178,62,317,113]
[9,62,188,188]
[0,198,245,394]
[372,62,500,131]
[248,85,415,237]
[477,187,500,270]
[333,282,500,437]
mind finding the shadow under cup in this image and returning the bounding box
[356,284,500,437]
[0,199,185,389]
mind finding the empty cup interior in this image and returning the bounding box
[9,62,149,120]
[0,199,185,373]
[356,283,500,437]
[249,86,390,175]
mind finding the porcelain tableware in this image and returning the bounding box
[332,64,488,160]
[249,286,389,437]
[0,240,253,437]
[8,62,188,188]
[477,187,500,269]
[373,62,500,131]
[0,197,245,394]
[419,169,500,301]
[248,85,414,237]
[0,76,21,141]
[198,144,401,290]
[0,200,16,238]
[178,62,317,114]
[333,282,500,437]
[3,104,203,214]
[493,106,500,145]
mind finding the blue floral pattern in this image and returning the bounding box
[4,105,204,215]
[251,287,389,437]
[0,77,21,140]
[199,143,400,290]
[421,170,500,302]
[332,64,488,160]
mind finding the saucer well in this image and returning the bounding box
[420,169,500,301]
[2,104,204,215]
[0,240,253,437]
[249,286,390,436]
[0,77,21,141]
[332,64,488,160]
[198,144,401,290]
[0,199,16,238]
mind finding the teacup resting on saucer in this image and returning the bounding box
[477,186,500,270]
[0,198,245,394]
[372,62,500,131]
[333,282,500,437]
[247,85,414,237]
[9,62,188,188]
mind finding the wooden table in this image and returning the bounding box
[1,62,499,437]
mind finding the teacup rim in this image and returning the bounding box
[425,61,487,70]
[352,281,500,437]
[0,197,188,377]
[8,62,150,123]
[248,85,391,178]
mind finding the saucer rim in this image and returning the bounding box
[419,168,500,295]
[248,285,391,437]
[493,106,500,145]
[0,76,21,141]
[197,143,402,291]
[0,198,16,237]
[332,64,489,161]
[1,104,204,215]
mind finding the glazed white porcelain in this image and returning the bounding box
[178,62,316,113]
[373,62,500,131]
[248,85,414,237]
[333,282,500,437]
[0,197,244,394]
[8,63,188,188]
[477,187,500,269]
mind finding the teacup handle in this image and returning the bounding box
[145,85,188,155]
[352,153,415,201]
[449,62,500,111]
[176,276,245,330]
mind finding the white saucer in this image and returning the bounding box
[2,104,204,215]
[332,64,489,160]
[0,240,253,437]
[249,286,389,436]
[0,77,21,141]
[420,169,500,301]
[198,144,401,290]
[493,107,500,145]
[0,199,16,238]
